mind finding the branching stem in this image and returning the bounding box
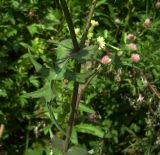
[59,0,97,154]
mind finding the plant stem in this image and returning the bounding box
[59,0,79,51]
[59,0,80,153]
[63,63,81,153]
[46,102,65,134]
[59,0,97,153]
[24,122,30,154]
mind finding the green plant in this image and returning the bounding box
[1,0,160,155]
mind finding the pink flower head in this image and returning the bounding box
[127,43,137,51]
[127,34,134,40]
[155,2,160,8]
[131,53,140,63]
[143,18,151,27]
[100,55,111,64]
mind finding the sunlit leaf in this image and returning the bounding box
[75,124,104,138]
[67,146,88,155]
[71,127,78,145]
[79,104,95,113]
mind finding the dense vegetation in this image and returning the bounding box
[0,0,160,154]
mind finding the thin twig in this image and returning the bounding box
[0,124,4,139]
[141,73,160,100]
[80,0,97,48]
[148,84,160,100]
[76,65,101,109]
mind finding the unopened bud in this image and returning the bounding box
[127,34,135,40]
[100,55,111,64]
[91,20,99,27]
[131,53,140,63]
[127,43,137,51]
[143,18,151,28]
[155,2,160,8]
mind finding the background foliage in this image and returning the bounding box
[0,0,160,154]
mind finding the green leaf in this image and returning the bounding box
[23,80,56,103]
[79,104,95,113]
[6,27,17,37]
[56,39,73,60]
[25,148,43,155]
[29,76,40,88]
[28,50,42,72]
[76,71,94,83]
[11,0,20,9]
[20,42,34,51]
[75,124,104,138]
[104,29,108,39]
[96,0,107,8]
[27,24,38,36]
[64,69,94,83]
[67,146,88,155]
[137,79,144,91]
[47,39,60,45]
[27,24,45,36]
[71,127,78,145]
[0,89,7,97]
[51,136,64,152]
[74,45,98,63]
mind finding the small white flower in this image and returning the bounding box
[115,18,121,24]
[97,36,105,49]
[137,94,144,102]
[91,20,99,27]
[50,150,53,155]
[75,28,80,35]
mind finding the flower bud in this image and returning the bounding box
[143,18,151,28]
[91,20,99,27]
[87,113,97,122]
[100,55,111,64]
[63,79,68,88]
[117,51,123,56]
[115,18,121,24]
[127,34,134,40]
[127,43,137,51]
[155,2,160,8]
[131,53,140,63]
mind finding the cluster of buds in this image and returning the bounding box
[91,20,99,27]
[86,20,99,40]
[97,36,105,50]
[127,36,140,63]
[87,20,99,40]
